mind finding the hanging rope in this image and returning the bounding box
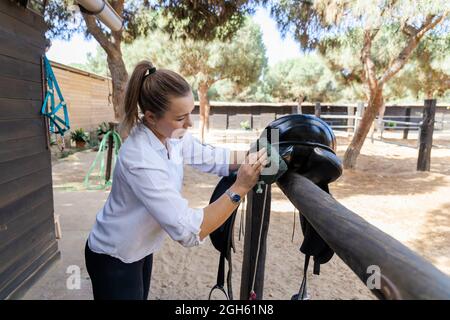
[83,129,122,190]
[41,56,70,136]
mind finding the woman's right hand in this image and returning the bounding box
[232,147,268,194]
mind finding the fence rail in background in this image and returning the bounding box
[193,101,449,134]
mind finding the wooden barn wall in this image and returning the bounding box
[0,0,59,299]
[51,63,115,133]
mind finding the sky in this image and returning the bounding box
[46,7,303,67]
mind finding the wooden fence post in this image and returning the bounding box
[403,107,412,140]
[314,102,321,118]
[347,105,355,133]
[240,184,271,300]
[226,113,229,130]
[417,99,437,171]
[354,102,364,133]
[105,122,116,182]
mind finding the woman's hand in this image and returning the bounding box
[231,147,268,195]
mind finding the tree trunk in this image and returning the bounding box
[343,88,384,169]
[198,81,210,142]
[107,52,128,120]
[81,13,128,123]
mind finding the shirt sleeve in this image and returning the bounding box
[182,132,231,176]
[124,162,206,247]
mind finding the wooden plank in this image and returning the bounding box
[0,152,51,185]
[0,0,47,32]
[417,99,436,171]
[315,102,321,118]
[240,184,271,300]
[0,183,52,226]
[0,76,42,100]
[0,229,57,297]
[0,135,47,163]
[1,241,59,300]
[0,10,46,49]
[0,214,55,276]
[0,33,43,65]
[0,98,42,120]
[0,198,53,251]
[0,167,51,209]
[277,172,450,299]
[0,55,41,83]
[0,118,46,142]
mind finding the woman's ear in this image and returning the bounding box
[144,110,157,126]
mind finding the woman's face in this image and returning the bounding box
[144,91,194,140]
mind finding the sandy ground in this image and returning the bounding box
[22,129,450,300]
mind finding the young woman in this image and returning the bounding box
[84,61,267,300]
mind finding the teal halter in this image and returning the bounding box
[41,56,70,136]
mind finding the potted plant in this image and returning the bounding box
[71,128,89,149]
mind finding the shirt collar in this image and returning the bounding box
[140,123,167,152]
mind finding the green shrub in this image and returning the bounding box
[240,120,251,130]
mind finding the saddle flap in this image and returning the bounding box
[302,147,343,185]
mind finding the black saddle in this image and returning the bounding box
[208,114,343,300]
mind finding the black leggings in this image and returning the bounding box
[85,241,153,300]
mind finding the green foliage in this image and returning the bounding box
[386,32,450,100]
[240,120,251,130]
[156,0,264,41]
[44,0,156,42]
[96,122,109,136]
[271,0,450,102]
[65,1,450,104]
[98,17,268,96]
[262,53,342,102]
[70,128,89,142]
[386,121,396,128]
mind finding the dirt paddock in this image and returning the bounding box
[25,129,450,300]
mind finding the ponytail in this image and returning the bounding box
[119,61,154,138]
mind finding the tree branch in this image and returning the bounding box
[361,29,379,92]
[379,12,449,85]
[82,13,114,53]
[111,0,124,16]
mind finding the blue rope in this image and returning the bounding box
[41,56,70,136]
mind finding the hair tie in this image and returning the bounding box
[144,67,156,77]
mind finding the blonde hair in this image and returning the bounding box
[119,60,191,137]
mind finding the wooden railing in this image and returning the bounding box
[239,173,450,300]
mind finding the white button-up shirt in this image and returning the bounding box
[88,123,230,263]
